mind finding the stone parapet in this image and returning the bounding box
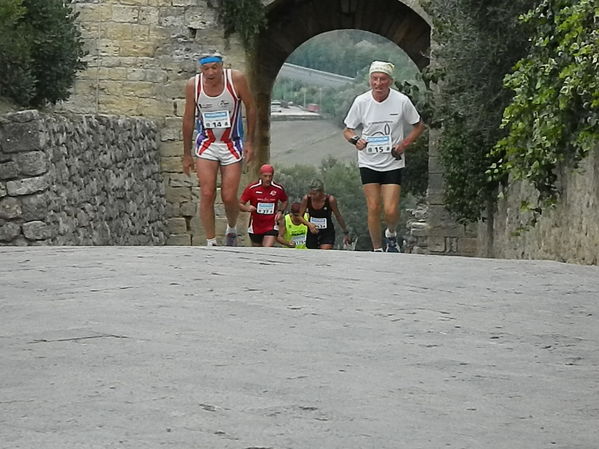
[0,110,167,246]
[479,148,599,265]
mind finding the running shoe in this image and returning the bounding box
[385,236,399,253]
[225,232,238,247]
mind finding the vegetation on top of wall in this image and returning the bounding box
[0,0,86,108]
[423,0,532,224]
[491,0,599,228]
[217,0,267,51]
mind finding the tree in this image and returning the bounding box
[423,0,532,223]
[0,0,34,105]
[0,0,86,107]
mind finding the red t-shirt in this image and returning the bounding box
[240,180,288,234]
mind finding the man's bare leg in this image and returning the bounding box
[220,161,242,228]
[196,158,219,242]
[220,161,242,245]
[363,183,383,250]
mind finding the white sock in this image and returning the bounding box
[226,225,237,235]
[373,248,384,252]
[206,238,217,246]
[385,228,396,238]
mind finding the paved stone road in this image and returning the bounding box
[1,247,598,449]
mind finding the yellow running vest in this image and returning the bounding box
[284,214,308,249]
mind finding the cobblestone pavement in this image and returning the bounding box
[1,246,598,449]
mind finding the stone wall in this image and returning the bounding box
[0,110,167,246]
[478,149,599,265]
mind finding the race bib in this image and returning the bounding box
[201,110,231,128]
[310,217,327,229]
[291,234,306,246]
[256,202,275,215]
[365,135,392,154]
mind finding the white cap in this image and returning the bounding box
[369,61,394,77]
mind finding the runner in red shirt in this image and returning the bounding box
[239,164,288,247]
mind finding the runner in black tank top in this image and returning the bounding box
[301,179,351,250]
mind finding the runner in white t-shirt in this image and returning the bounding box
[343,61,425,252]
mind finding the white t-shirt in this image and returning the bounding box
[344,89,421,171]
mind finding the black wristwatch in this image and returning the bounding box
[348,135,360,145]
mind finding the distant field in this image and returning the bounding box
[270,119,357,167]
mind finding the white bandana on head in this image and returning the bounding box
[369,61,395,78]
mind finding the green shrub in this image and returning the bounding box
[0,0,35,105]
[0,0,86,107]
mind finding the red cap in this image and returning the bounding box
[259,164,274,174]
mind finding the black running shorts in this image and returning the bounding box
[249,230,278,244]
[359,167,403,185]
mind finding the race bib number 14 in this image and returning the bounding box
[202,110,231,129]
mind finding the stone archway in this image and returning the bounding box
[250,0,431,166]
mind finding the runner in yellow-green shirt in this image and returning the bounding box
[277,202,309,249]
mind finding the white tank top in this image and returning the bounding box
[194,69,243,144]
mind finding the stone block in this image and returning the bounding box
[127,68,147,81]
[102,23,133,41]
[99,96,138,116]
[168,173,194,188]
[1,121,41,153]
[0,183,6,198]
[0,222,21,241]
[174,0,199,6]
[121,81,156,98]
[16,151,47,177]
[139,7,160,25]
[97,67,129,81]
[161,156,183,173]
[6,176,49,196]
[0,197,22,219]
[112,5,139,23]
[458,237,479,256]
[74,3,113,22]
[122,0,154,5]
[428,172,445,192]
[96,39,121,57]
[167,217,187,234]
[120,41,157,58]
[180,201,197,217]
[426,189,445,205]
[166,233,191,245]
[134,98,171,118]
[22,221,53,240]
[0,161,18,180]
[446,236,458,253]
[173,99,186,117]
[145,69,168,83]
[148,0,177,6]
[165,186,191,203]
[428,236,446,253]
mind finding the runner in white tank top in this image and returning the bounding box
[182,51,256,247]
[194,68,245,165]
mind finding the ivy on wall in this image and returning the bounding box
[491,0,599,226]
[217,0,266,51]
[423,0,531,224]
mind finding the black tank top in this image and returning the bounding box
[306,195,333,231]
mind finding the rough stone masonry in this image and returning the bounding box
[0,110,167,246]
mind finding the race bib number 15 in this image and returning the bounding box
[365,135,392,154]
